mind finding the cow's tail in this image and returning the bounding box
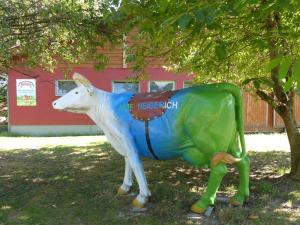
[208,84,246,167]
[226,84,247,159]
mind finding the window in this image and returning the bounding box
[148,81,175,92]
[55,80,77,96]
[183,81,193,88]
[112,81,139,93]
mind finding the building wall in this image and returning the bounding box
[8,67,192,135]
[9,66,300,135]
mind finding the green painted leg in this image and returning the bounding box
[191,163,228,214]
[230,156,250,206]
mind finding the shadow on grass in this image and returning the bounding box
[0,143,299,225]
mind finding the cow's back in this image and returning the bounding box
[111,84,239,160]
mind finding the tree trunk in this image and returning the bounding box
[263,11,300,180]
[279,105,300,180]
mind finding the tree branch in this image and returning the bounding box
[256,89,279,110]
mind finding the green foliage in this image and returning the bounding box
[2,0,300,94]
[266,56,283,72]
[293,57,300,90]
[178,14,193,29]
[0,83,6,103]
[0,0,122,72]
[215,42,227,60]
[261,55,300,92]
[243,77,273,90]
[0,75,7,124]
[279,57,292,79]
[119,0,300,88]
[0,74,7,103]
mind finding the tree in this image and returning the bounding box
[118,0,300,180]
[0,0,123,74]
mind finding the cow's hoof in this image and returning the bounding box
[229,197,243,206]
[117,187,128,195]
[191,204,205,214]
[132,198,145,208]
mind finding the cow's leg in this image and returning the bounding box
[229,156,250,206]
[117,134,151,208]
[117,157,133,195]
[126,153,151,208]
[191,163,228,214]
[228,137,250,206]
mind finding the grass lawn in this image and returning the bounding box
[0,141,299,225]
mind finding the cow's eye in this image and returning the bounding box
[75,91,79,94]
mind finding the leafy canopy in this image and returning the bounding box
[2,0,300,95]
[0,0,122,73]
[120,0,300,92]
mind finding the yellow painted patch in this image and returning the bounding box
[190,204,205,214]
[229,197,243,206]
[132,199,145,208]
[211,152,241,167]
[117,187,128,195]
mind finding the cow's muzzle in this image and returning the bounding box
[52,101,63,110]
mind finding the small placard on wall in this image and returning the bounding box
[16,79,36,106]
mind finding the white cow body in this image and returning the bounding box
[53,73,150,206]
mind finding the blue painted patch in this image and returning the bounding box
[110,89,192,160]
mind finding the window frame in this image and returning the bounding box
[55,80,77,96]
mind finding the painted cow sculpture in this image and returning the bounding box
[52,73,250,214]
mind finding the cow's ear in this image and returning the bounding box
[73,73,91,87]
[73,73,94,93]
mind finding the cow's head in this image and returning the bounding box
[52,73,95,113]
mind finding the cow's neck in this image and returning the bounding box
[86,89,121,137]
[86,89,126,155]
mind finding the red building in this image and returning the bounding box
[8,54,193,135]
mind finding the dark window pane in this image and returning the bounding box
[56,80,77,96]
[184,82,192,88]
[149,81,174,92]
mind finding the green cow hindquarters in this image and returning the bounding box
[126,84,250,213]
[174,86,250,213]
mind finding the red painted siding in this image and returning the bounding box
[8,67,192,126]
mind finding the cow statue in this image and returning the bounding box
[52,73,250,214]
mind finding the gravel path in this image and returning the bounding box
[245,133,289,152]
[0,136,105,150]
[0,133,290,152]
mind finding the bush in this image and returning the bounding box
[0,75,7,101]
[0,76,7,124]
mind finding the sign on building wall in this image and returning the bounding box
[16,79,36,106]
